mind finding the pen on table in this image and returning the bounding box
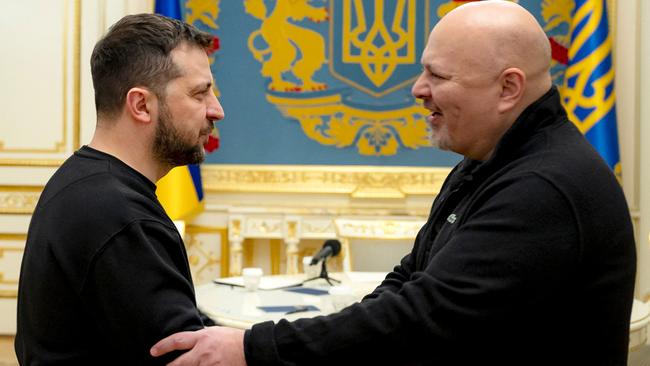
[285,306,310,315]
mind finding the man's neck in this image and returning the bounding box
[88,134,164,184]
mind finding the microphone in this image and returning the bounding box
[310,239,341,266]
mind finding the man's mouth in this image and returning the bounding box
[427,111,443,124]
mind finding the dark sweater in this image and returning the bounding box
[16,146,205,365]
[244,87,636,365]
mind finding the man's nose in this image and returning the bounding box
[206,89,225,122]
[411,73,429,100]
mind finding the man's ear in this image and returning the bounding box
[497,68,526,113]
[125,87,154,124]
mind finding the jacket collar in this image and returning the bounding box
[491,85,567,161]
[454,86,567,183]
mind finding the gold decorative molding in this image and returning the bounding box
[0,186,42,192]
[243,239,254,268]
[0,186,41,214]
[73,0,81,150]
[302,221,336,235]
[0,272,18,285]
[0,243,24,299]
[0,234,27,241]
[0,290,17,299]
[185,225,229,280]
[270,239,282,275]
[202,165,451,198]
[335,218,425,240]
[286,221,298,240]
[0,247,24,260]
[248,220,282,236]
[0,159,65,167]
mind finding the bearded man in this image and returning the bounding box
[16,13,224,365]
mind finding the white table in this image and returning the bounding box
[196,273,650,352]
[195,272,386,329]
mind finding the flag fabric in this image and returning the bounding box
[155,0,183,19]
[156,164,204,221]
[561,0,621,178]
[154,0,205,220]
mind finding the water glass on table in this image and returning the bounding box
[242,267,263,291]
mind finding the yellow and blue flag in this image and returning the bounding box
[156,164,204,221]
[155,0,183,20]
[154,0,205,220]
[561,0,620,178]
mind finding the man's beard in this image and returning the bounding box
[427,120,449,151]
[153,101,208,168]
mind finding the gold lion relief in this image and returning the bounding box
[245,0,328,92]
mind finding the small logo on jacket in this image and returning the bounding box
[447,214,457,224]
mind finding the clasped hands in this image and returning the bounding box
[150,326,246,366]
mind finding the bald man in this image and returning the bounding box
[151,2,636,365]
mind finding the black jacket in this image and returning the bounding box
[16,146,206,365]
[245,87,636,365]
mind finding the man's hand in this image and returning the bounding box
[150,326,246,366]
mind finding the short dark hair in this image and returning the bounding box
[90,13,213,119]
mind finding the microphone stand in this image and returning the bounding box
[302,259,340,286]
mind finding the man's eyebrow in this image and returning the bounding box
[190,81,213,93]
[422,63,436,74]
[424,62,446,75]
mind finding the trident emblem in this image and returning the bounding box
[341,0,416,88]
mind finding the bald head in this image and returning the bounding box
[427,0,551,99]
[412,1,554,160]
